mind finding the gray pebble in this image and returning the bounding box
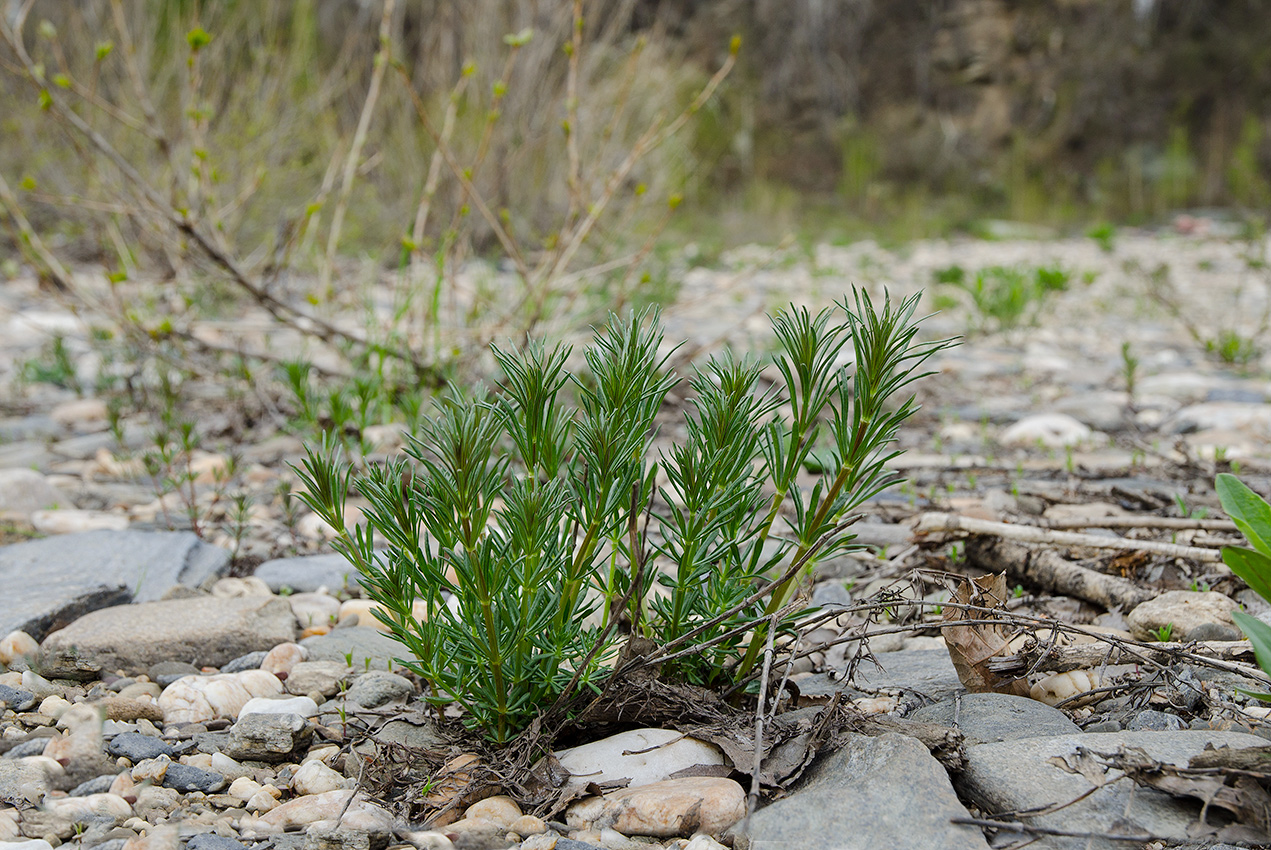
[1127,710,1187,732]
[0,684,36,712]
[149,660,200,687]
[92,840,129,850]
[1083,720,1122,734]
[221,651,268,674]
[3,738,49,758]
[186,834,249,850]
[556,839,604,850]
[162,763,226,793]
[344,671,414,708]
[106,731,176,762]
[106,677,137,693]
[1188,622,1242,642]
[70,774,117,796]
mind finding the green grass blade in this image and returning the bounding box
[1231,610,1271,699]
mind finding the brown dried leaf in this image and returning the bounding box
[941,572,1030,696]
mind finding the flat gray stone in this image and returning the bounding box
[254,553,362,593]
[41,596,296,673]
[0,469,63,514]
[838,649,964,701]
[301,627,410,671]
[960,730,1268,850]
[909,693,1080,745]
[0,530,230,640]
[742,732,990,850]
[344,671,413,708]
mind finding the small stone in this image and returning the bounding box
[555,728,725,789]
[287,592,342,630]
[0,684,37,711]
[0,630,40,667]
[31,509,129,534]
[211,577,273,598]
[149,661,201,687]
[464,794,522,828]
[221,651,268,674]
[69,775,116,797]
[0,759,54,805]
[97,696,164,723]
[4,739,50,758]
[261,642,308,677]
[130,755,171,785]
[162,762,225,793]
[121,823,179,850]
[51,397,109,431]
[284,661,349,698]
[253,554,362,594]
[246,787,279,813]
[999,413,1093,448]
[291,759,350,795]
[228,776,264,802]
[39,693,72,720]
[132,784,179,822]
[909,693,1080,744]
[239,695,318,718]
[44,703,105,764]
[186,835,248,850]
[238,789,392,836]
[157,670,283,724]
[300,627,406,671]
[344,671,413,708]
[566,776,745,837]
[224,713,312,762]
[1127,710,1187,732]
[1126,591,1239,642]
[510,815,549,836]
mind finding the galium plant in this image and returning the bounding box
[292,289,953,742]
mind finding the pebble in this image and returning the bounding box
[0,684,37,711]
[157,670,283,723]
[1125,590,1240,642]
[998,412,1094,448]
[343,670,413,707]
[224,712,312,762]
[221,651,268,673]
[239,695,319,718]
[566,777,745,837]
[555,728,726,789]
[107,731,176,761]
[291,759,351,795]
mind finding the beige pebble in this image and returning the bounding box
[246,788,279,813]
[183,753,214,770]
[0,630,38,666]
[510,815,548,836]
[32,509,129,534]
[158,670,283,724]
[261,642,308,677]
[39,695,72,721]
[212,576,273,598]
[519,833,558,850]
[98,696,164,723]
[131,755,171,784]
[228,776,263,802]
[122,824,179,850]
[291,759,350,795]
[464,794,522,828]
[51,397,109,430]
[400,831,456,849]
[566,777,745,838]
[1031,670,1102,706]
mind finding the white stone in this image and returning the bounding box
[1031,670,1103,706]
[1126,590,1239,642]
[238,789,391,836]
[1170,401,1271,433]
[158,670,283,724]
[31,508,129,534]
[555,728,726,789]
[50,397,109,431]
[288,592,342,629]
[212,576,273,598]
[38,694,72,721]
[228,776,264,802]
[3,841,55,850]
[463,795,521,828]
[566,777,745,838]
[291,759,350,795]
[44,703,103,764]
[247,788,280,813]
[998,413,1093,448]
[44,792,133,821]
[238,695,318,719]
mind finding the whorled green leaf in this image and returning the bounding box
[1217,473,1271,562]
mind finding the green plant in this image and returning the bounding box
[292,291,953,742]
[1087,222,1116,253]
[1216,473,1271,700]
[1189,580,1211,593]
[1154,623,1175,642]
[939,264,1071,335]
[1012,584,1024,598]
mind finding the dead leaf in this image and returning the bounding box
[941,572,1030,696]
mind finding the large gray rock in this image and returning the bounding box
[41,596,296,673]
[959,730,1268,850]
[909,693,1080,745]
[0,758,51,806]
[741,732,990,850]
[253,553,362,593]
[0,530,230,640]
[301,627,410,671]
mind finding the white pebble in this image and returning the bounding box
[238,695,318,719]
[0,630,38,666]
[291,759,350,795]
[228,776,264,802]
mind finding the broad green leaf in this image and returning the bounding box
[1216,473,1271,560]
[1231,610,1271,702]
[1222,546,1271,605]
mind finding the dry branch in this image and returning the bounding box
[1037,516,1238,532]
[915,511,1224,563]
[965,536,1155,611]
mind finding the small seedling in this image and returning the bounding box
[1189,580,1211,593]
[1154,623,1175,642]
[1012,584,1024,598]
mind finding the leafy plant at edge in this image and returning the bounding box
[291,289,954,742]
[1216,472,1271,700]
